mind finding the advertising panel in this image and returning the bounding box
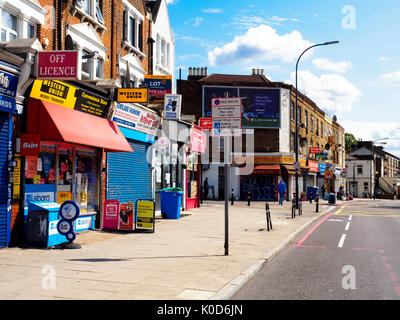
[136,200,155,231]
[116,88,148,103]
[37,51,78,80]
[119,201,134,230]
[308,160,320,172]
[103,199,120,230]
[163,94,182,120]
[112,103,160,136]
[0,70,19,114]
[190,126,206,154]
[143,75,172,104]
[20,134,40,156]
[30,79,110,117]
[203,86,281,128]
[199,118,212,130]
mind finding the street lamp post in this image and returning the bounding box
[295,41,339,209]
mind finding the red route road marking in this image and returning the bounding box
[396,287,400,297]
[390,273,399,283]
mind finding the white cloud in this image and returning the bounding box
[202,8,223,13]
[194,17,203,26]
[290,70,362,114]
[312,58,352,74]
[231,15,299,29]
[380,70,400,86]
[166,0,177,4]
[341,120,400,157]
[208,25,314,67]
[379,56,388,62]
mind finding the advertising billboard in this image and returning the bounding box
[203,86,281,128]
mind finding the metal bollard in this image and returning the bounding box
[248,190,251,206]
[265,202,272,231]
[291,198,296,219]
[309,192,312,204]
[316,195,319,213]
[298,201,302,216]
[231,189,234,206]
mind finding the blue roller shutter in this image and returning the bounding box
[0,113,10,248]
[107,140,152,205]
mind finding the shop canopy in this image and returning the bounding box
[27,99,133,152]
[253,165,281,174]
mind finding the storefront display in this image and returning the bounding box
[186,153,200,209]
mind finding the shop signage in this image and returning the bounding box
[328,136,334,144]
[119,201,134,230]
[308,160,319,173]
[13,155,21,200]
[37,51,78,80]
[199,118,212,130]
[324,170,335,180]
[156,136,170,151]
[143,75,172,104]
[57,192,72,204]
[309,147,322,154]
[20,134,40,156]
[116,88,148,103]
[190,126,206,154]
[319,163,327,173]
[0,70,19,114]
[112,103,160,136]
[163,94,182,120]
[211,97,242,137]
[103,200,120,230]
[136,200,155,232]
[30,80,110,117]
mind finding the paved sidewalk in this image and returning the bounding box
[0,199,342,300]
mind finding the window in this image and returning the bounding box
[95,57,103,78]
[96,0,104,24]
[81,50,91,80]
[1,9,17,42]
[76,0,104,25]
[316,119,319,135]
[321,122,323,138]
[161,39,166,67]
[27,22,35,38]
[364,182,368,190]
[138,20,143,51]
[291,133,295,152]
[129,16,136,47]
[304,110,308,128]
[291,102,295,120]
[310,115,314,132]
[357,165,363,175]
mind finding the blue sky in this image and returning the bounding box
[167,0,400,156]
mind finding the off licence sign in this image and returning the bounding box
[37,51,78,80]
[211,98,242,136]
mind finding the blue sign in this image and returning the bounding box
[0,70,18,114]
[252,94,276,118]
[319,163,327,173]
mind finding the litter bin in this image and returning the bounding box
[328,193,336,204]
[312,187,319,200]
[160,188,184,219]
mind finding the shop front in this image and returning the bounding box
[22,80,132,236]
[106,102,160,230]
[0,62,21,248]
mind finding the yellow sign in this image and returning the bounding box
[57,191,72,204]
[144,75,172,80]
[33,175,41,184]
[30,79,77,109]
[233,155,306,166]
[324,171,335,180]
[136,200,155,231]
[117,88,148,103]
[13,155,21,200]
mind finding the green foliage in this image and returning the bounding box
[345,132,358,153]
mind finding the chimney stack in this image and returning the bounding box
[188,67,208,80]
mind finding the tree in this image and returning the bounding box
[345,133,358,153]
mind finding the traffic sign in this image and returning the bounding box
[211,97,242,137]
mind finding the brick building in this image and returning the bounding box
[178,68,346,202]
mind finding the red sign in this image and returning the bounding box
[103,200,120,230]
[199,118,212,130]
[20,134,40,156]
[119,202,134,230]
[190,126,206,154]
[37,51,78,80]
[308,160,319,173]
[309,147,322,154]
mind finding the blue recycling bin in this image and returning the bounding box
[160,188,184,219]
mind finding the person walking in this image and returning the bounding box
[203,177,210,200]
[277,180,286,205]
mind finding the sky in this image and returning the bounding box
[167,0,400,156]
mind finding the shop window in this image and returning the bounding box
[57,146,73,203]
[25,142,57,185]
[186,154,198,199]
[75,148,97,213]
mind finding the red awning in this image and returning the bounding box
[253,164,281,174]
[27,99,133,152]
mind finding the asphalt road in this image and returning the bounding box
[231,200,400,300]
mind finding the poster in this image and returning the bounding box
[13,155,21,200]
[103,199,120,230]
[26,156,38,179]
[119,201,134,230]
[57,192,72,204]
[190,181,197,198]
[136,200,155,231]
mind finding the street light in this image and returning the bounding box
[295,40,339,209]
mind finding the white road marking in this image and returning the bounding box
[348,215,352,221]
[345,222,350,231]
[327,219,344,222]
[338,234,346,248]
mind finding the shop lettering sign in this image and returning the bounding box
[163,94,182,120]
[199,118,212,130]
[0,70,19,114]
[117,88,148,103]
[37,51,78,80]
[112,103,160,136]
[30,79,110,117]
[308,160,319,172]
[20,134,40,156]
[309,147,322,154]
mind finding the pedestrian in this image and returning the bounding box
[277,180,286,205]
[203,177,209,200]
[321,185,325,199]
[339,186,344,200]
